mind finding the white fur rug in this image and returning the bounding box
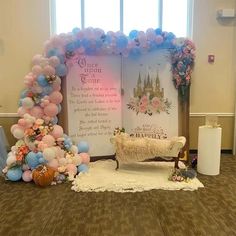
[71,160,204,193]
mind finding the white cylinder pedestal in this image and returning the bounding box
[197,126,222,175]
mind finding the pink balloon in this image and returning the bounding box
[32,54,42,65]
[51,125,63,139]
[22,170,32,182]
[43,65,56,76]
[30,106,43,119]
[18,118,26,127]
[48,159,59,170]
[49,56,60,67]
[43,103,58,117]
[42,135,55,147]
[32,65,43,76]
[52,84,61,91]
[49,91,63,104]
[79,153,90,164]
[66,163,77,175]
[17,107,29,117]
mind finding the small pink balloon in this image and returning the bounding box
[42,134,55,147]
[49,91,63,104]
[52,84,61,91]
[30,106,43,119]
[32,54,42,65]
[49,56,60,67]
[43,103,58,117]
[22,170,32,182]
[32,65,43,76]
[37,141,48,151]
[43,65,56,76]
[79,152,90,164]
[48,159,59,170]
[66,163,77,175]
[18,119,26,127]
[17,107,29,117]
[51,125,63,139]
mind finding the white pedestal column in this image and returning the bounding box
[197,126,222,175]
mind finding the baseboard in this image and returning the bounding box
[190,149,233,154]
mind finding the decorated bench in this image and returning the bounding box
[111,132,186,170]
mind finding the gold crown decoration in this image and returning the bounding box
[127,72,171,116]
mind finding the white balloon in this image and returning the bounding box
[70,145,78,154]
[43,148,56,161]
[58,157,67,166]
[13,128,24,139]
[6,153,16,167]
[22,97,34,109]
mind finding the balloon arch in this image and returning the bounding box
[2,27,195,185]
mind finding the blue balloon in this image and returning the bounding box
[51,116,58,125]
[42,85,53,95]
[77,164,88,173]
[26,151,39,169]
[64,137,72,149]
[65,42,76,52]
[78,141,89,153]
[38,157,46,164]
[37,75,48,87]
[56,64,67,77]
[72,27,80,34]
[116,36,128,50]
[47,48,59,58]
[81,39,91,48]
[57,54,65,64]
[75,39,81,48]
[6,167,22,181]
[20,89,29,98]
[129,48,141,59]
[166,32,175,41]
[129,30,138,39]
[104,35,112,44]
[155,28,162,35]
[36,152,43,159]
[96,39,103,48]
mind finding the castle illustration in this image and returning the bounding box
[133,72,164,99]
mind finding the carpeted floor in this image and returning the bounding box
[0,155,236,236]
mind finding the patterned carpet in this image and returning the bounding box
[0,155,236,236]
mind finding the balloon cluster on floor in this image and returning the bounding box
[2,27,195,186]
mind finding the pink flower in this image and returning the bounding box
[139,103,147,113]
[151,97,160,109]
[140,95,148,106]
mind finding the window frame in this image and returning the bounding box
[50,0,193,38]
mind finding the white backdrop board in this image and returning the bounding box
[122,50,178,139]
[65,51,179,157]
[66,55,122,156]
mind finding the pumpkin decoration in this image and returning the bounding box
[32,165,55,187]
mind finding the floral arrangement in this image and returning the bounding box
[169,167,197,182]
[127,95,171,116]
[171,38,196,99]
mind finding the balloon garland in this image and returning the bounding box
[2,27,195,185]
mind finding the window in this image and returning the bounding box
[51,0,193,37]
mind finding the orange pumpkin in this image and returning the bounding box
[32,165,55,187]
